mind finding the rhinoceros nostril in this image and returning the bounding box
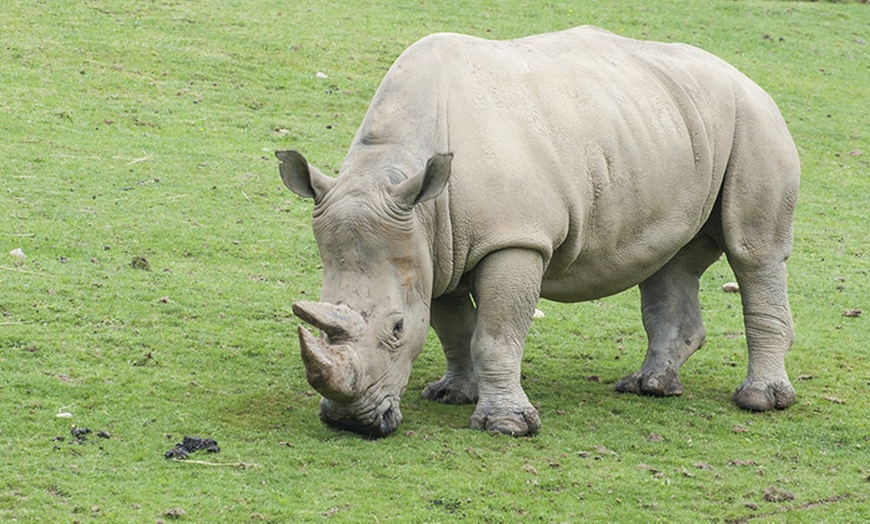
[379,406,400,436]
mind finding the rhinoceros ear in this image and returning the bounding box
[276,150,335,200]
[391,153,453,208]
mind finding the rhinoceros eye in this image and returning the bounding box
[392,319,404,338]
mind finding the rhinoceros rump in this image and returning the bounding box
[278,26,799,437]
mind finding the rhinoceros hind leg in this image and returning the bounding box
[615,368,684,397]
[422,376,478,404]
[719,92,798,412]
[616,234,722,398]
[425,293,479,405]
[733,379,795,411]
[728,260,796,411]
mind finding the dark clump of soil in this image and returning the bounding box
[165,436,220,459]
[763,486,795,503]
[130,256,151,271]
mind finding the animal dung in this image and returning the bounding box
[71,427,92,439]
[165,436,221,459]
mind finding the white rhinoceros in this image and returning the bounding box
[277,26,799,437]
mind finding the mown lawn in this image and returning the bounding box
[1,0,867,522]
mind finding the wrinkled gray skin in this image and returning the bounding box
[277,26,799,437]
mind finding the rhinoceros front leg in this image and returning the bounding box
[616,234,722,397]
[467,248,543,436]
[423,293,479,405]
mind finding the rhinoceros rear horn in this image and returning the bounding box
[298,326,360,401]
[292,301,364,341]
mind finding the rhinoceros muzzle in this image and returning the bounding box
[319,396,403,439]
[293,301,404,437]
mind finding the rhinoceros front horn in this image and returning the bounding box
[297,326,361,401]
[293,301,365,401]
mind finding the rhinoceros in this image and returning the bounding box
[277,26,799,437]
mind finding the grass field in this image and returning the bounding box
[1,0,868,521]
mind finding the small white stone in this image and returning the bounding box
[315,71,328,79]
[532,308,545,319]
[722,282,740,293]
[10,248,26,260]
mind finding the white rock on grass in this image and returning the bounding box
[722,282,740,293]
[9,248,26,260]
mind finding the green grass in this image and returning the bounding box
[1,0,868,521]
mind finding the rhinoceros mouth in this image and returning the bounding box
[319,396,402,438]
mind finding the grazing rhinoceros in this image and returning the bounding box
[277,26,799,437]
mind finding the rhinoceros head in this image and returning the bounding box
[277,150,452,437]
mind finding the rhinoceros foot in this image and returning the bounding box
[469,402,541,437]
[422,375,478,405]
[615,368,684,397]
[733,379,795,411]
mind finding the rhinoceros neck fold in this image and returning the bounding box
[417,188,457,299]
